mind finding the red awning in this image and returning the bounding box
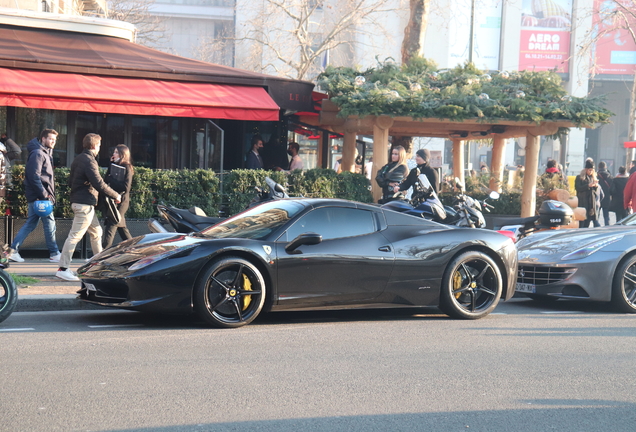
[0,67,280,121]
[625,141,636,148]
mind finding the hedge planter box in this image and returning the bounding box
[9,218,156,252]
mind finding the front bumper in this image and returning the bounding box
[517,254,617,301]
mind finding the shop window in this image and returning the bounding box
[131,118,157,168]
[157,119,181,169]
[75,113,125,167]
[15,108,68,167]
[0,107,6,135]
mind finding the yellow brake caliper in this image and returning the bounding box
[242,274,252,311]
[453,270,463,299]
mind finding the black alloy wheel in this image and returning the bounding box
[194,256,266,328]
[440,251,503,319]
[0,269,18,324]
[612,254,636,313]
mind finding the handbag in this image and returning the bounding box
[98,193,121,225]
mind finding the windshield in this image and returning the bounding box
[619,213,636,226]
[199,200,306,240]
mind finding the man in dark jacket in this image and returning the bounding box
[398,149,439,194]
[611,166,629,221]
[56,133,121,281]
[597,161,613,226]
[8,129,61,263]
[245,135,264,169]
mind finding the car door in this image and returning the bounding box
[275,206,395,308]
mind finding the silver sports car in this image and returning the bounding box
[515,214,636,312]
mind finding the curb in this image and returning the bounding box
[16,294,104,312]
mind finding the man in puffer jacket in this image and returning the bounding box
[56,133,121,281]
[8,129,61,263]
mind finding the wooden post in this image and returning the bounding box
[489,137,507,193]
[372,116,394,202]
[452,139,465,188]
[341,119,358,173]
[521,133,540,217]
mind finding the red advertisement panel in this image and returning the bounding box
[593,0,636,75]
[518,0,572,72]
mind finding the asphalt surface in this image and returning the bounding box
[2,302,636,432]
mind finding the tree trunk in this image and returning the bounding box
[401,0,430,64]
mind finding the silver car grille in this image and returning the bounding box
[517,265,576,286]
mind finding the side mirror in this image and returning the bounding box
[489,191,500,200]
[285,232,322,254]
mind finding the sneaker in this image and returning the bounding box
[56,269,79,282]
[8,251,24,263]
[49,252,62,263]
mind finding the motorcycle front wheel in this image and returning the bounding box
[0,269,17,323]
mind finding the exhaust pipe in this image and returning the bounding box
[148,218,169,233]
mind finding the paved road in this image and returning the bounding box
[2,299,636,432]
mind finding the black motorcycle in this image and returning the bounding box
[382,174,499,228]
[148,177,289,234]
[0,249,17,324]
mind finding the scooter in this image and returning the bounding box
[148,177,289,234]
[0,248,17,324]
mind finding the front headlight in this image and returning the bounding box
[128,244,199,271]
[561,235,624,261]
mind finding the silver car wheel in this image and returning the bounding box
[612,255,636,314]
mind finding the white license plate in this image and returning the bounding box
[83,282,96,292]
[516,282,536,294]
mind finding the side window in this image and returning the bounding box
[286,207,376,241]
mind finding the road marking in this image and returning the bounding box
[540,311,583,314]
[88,324,145,328]
[0,328,35,332]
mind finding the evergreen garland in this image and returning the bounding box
[317,58,613,127]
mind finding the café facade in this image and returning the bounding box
[0,10,316,172]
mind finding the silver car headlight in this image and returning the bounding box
[561,235,624,261]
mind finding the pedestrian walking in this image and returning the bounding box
[102,144,134,249]
[575,158,602,228]
[610,166,629,222]
[597,161,613,226]
[8,129,61,263]
[56,133,121,281]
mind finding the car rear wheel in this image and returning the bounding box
[194,256,266,328]
[439,251,503,319]
[612,254,636,313]
[0,269,17,323]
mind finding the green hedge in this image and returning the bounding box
[6,166,372,218]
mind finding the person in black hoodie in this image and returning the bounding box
[398,148,439,194]
[56,133,121,281]
[8,129,61,263]
[610,166,629,222]
[597,161,613,226]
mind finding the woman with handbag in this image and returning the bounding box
[102,144,134,249]
[375,145,408,203]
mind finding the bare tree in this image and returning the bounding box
[105,0,168,47]
[401,0,430,64]
[233,0,397,80]
[580,0,636,154]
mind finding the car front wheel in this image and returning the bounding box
[439,251,503,319]
[0,269,17,324]
[194,256,266,328]
[612,254,636,313]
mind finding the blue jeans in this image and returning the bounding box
[11,201,59,256]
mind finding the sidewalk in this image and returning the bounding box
[6,259,102,312]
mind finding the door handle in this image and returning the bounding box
[378,245,391,252]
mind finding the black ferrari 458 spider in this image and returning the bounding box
[78,198,517,327]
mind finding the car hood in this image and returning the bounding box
[82,233,204,269]
[517,226,634,260]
